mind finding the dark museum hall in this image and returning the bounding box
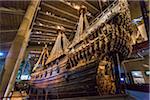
[0,0,149,100]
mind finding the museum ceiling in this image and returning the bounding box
[0,0,107,53]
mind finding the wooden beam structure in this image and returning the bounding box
[0,7,25,15]
[42,2,79,19]
[0,0,40,97]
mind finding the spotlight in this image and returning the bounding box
[0,52,4,56]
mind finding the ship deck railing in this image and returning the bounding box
[70,0,122,48]
[85,0,120,35]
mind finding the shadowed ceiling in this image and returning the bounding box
[0,0,112,58]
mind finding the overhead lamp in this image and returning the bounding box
[86,12,91,17]
[66,2,71,6]
[73,4,80,10]
[46,11,49,15]
[0,52,4,56]
[38,7,41,10]
[57,26,61,29]
[38,42,40,44]
[57,26,65,31]
[143,64,149,68]
[36,31,39,34]
[45,25,49,27]
[102,0,107,3]
[39,23,43,26]
[39,31,42,33]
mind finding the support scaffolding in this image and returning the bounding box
[0,0,40,98]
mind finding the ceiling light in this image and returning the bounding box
[66,2,71,6]
[36,31,39,34]
[0,52,4,56]
[143,64,149,68]
[57,26,61,29]
[86,12,91,16]
[39,23,43,26]
[73,4,80,10]
[46,11,48,15]
[102,0,107,3]
[38,7,41,10]
[39,31,42,33]
[45,25,49,27]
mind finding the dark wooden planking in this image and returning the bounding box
[40,2,78,22]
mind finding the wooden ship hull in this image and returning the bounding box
[29,0,133,99]
[30,59,99,99]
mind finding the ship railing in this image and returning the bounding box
[85,0,120,36]
[88,0,118,26]
[71,0,121,48]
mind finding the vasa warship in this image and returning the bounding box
[29,0,133,99]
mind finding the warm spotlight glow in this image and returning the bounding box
[102,0,107,3]
[46,11,49,15]
[57,26,61,29]
[73,5,80,10]
[38,42,40,44]
[57,26,65,31]
[39,22,43,26]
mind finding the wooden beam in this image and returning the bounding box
[0,42,12,47]
[0,29,18,33]
[36,17,75,29]
[34,24,75,33]
[31,32,58,37]
[33,27,56,33]
[30,38,55,42]
[83,0,99,12]
[0,7,25,15]
[29,40,54,43]
[39,11,76,25]
[59,0,78,10]
[98,0,102,12]
[30,34,57,39]
[42,2,79,19]
[1,0,40,97]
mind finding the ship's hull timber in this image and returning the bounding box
[30,59,99,99]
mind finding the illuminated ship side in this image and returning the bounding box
[29,0,133,99]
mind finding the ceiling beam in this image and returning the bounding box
[29,40,54,43]
[83,0,99,12]
[33,27,56,33]
[34,23,75,33]
[30,34,57,39]
[30,38,55,42]
[29,40,55,44]
[98,0,102,12]
[31,32,58,37]
[0,42,12,46]
[0,29,18,33]
[59,0,78,10]
[36,17,75,29]
[39,11,77,25]
[0,7,25,15]
[42,2,79,19]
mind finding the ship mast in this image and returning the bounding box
[46,26,70,65]
[32,44,49,71]
[70,5,89,48]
